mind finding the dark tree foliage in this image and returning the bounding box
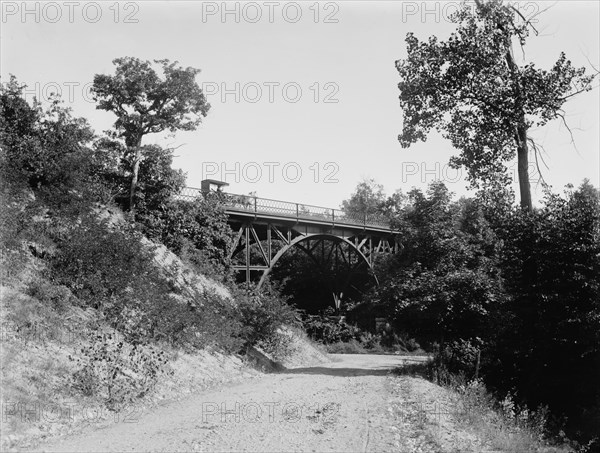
[376,179,600,446]
[396,0,596,210]
[1,77,96,196]
[485,180,600,444]
[0,77,120,216]
[377,181,503,344]
[97,142,187,212]
[138,193,235,278]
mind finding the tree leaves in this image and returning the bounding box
[92,57,210,147]
[396,1,596,200]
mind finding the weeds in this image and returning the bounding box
[69,331,172,410]
[394,356,572,452]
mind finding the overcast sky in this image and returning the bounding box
[2,1,599,208]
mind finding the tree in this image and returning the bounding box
[341,178,387,220]
[375,181,503,344]
[395,0,596,210]
[91,57,210,210]
[1,76,97,197]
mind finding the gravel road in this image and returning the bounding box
[36,354,483,453]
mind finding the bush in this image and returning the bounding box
[50,214,168,312]
[236,283,299,351]
[25,279,74,313]
[426,338,483,387]
[137,195,234,275]
[326,339,368,354]
[303,315,362,344]
[70,330,171,410]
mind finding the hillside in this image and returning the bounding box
[0,199,328,451]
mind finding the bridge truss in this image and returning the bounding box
[177,187,399,288]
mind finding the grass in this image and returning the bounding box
[394,361,573,453]
[325,338,428,355]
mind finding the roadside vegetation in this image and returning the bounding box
[0,70,303,449]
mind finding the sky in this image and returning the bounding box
[2,0,599,209]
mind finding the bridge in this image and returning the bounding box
[178,183,398,288]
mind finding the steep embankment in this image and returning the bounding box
[0,206,328,452]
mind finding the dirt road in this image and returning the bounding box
[36,354,482,453]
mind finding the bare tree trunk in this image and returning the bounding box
[474,0,534,211]
[516,124,532,211]
[505,43,533,211]
[128,137,143,212]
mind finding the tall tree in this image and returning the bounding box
[92,57,210,210]
[395,0,596,210]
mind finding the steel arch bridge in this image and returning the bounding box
[178,186,399,288]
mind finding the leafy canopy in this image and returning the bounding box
[396,0,596,188]
[92,57,210,147]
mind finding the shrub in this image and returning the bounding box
[50,214,168,312]
[70,330,171,410]
[326,339,368,354]
[49,212,245,352]
[302,315,362,344]
[236,283,299,351]
[137,195,234,274]
[25,279,74,313]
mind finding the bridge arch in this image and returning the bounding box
[257,233,378,289]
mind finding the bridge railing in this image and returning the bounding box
[176,187,390,229]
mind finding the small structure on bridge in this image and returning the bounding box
[200,179,229,193]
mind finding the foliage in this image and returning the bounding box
[395,0,596,208]
[50,214,164,312]
[0,76,114,207]
[378,179,600,447]
[70,331,171,410]
[92,57,210,209]
[428,338,484,385]
[134,145,187,211]
[93,139,187,212]
[325,339,369,354]
[485,180,600,446]
[302,314,362,344]
[48,212,245,351]
[25,279,74,313]
[235,282,300,351]
[341,178,387,219]
[138,193,234,276]
[377,181,504,345]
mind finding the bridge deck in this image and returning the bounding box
[177,187,392,233]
